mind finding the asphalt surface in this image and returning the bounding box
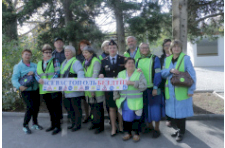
[195,66,224,92]
[2,114,224,148]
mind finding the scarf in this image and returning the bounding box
[85,56,94,67]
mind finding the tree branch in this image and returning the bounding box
[18,25,39,37]
[195,12,224,23]
[24,20,50,24]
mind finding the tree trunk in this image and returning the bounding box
[172,0,188,53]
[112,0,126,54]
[61,0,76,47]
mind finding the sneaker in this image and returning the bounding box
[32,124,43,130]
[23,125,31,134]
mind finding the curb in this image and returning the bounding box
[2,112,224,120]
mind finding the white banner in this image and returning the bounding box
[43,78,128,91]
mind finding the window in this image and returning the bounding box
[197,38,218,56]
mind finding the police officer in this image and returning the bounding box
[99,39,125,136]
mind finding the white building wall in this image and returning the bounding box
[187,36,224,67]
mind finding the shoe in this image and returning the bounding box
[94,128,104,134]
[88,125,97,130]
[122,133,132,141]
[143,127,154,134]
[111,130,118,137]
[83,116,91,124]
[152,130,161,138]
[52,128,61,135]
[132,135,140,142]
[171,131,179,137]
[23,125,31,134]
[46,127,55,132]
[72,126,81,132]
[68,124,75,129]
[119,130,124,134]
[32,124,43,130]
[176,133,184,142]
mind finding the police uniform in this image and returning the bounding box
[99,40,126,108]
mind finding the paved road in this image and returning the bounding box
[195,66,224,92]
[2,114,224,148]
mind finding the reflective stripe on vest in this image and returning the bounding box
[124,48,141,62]
[37,59,55,94]
[60,57,78,94]
[137,55,154,88]
[165,52,189,101]
[83,57,104,98]
[116,69,143,110]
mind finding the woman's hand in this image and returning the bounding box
[137,68,142,73]
[152,89,157,96]
[127,81,135,86]
[38,79,44,84]
[19,86,27,92]
[99,74,104,78]
[170,69,180,74]
[91,92,95,97]
[188,94,193,97]
[27,71,34,75]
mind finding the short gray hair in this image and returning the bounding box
[65,45,76,56]
[139,42,150,49]
[126,36,136,44]
[101,40,110,50]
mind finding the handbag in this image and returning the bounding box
[170,56,194,87]
[19,74,35,88]
[62,60,77,78]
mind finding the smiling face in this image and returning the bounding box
[108,45,117,57]
[82,50,93,60]
[125,59,135,72]
[172,45,182,55]
[22,51,32,62]
[140,44,150,55]
[43,50,52,60]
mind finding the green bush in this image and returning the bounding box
[2,35,42,110]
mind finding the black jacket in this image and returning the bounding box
[99,54,126,78]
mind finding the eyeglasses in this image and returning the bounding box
[43,52,52,54]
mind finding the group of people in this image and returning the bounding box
[11,36,196,143]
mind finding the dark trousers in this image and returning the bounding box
[42,92,61,129]
[21,89,40,127]
[172,118,186,134]
[124,120,140,135]
[89,102,104,129]
[58,92,63,119]
[63,97,82,128]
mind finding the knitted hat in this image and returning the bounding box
[83,45,95,54]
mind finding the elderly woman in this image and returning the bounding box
[114,57,147,142]
[12,49,42,134]
[76,40,92,124]
[99,40,110,60]
[82,46,105,134]
[159,39,172,127]
[35,44,62,135]
[161,39,196,142]
[136,43,165,138]
[60,45,85,131]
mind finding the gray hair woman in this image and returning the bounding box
[60,45,85,131]
[99,40,110,60]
